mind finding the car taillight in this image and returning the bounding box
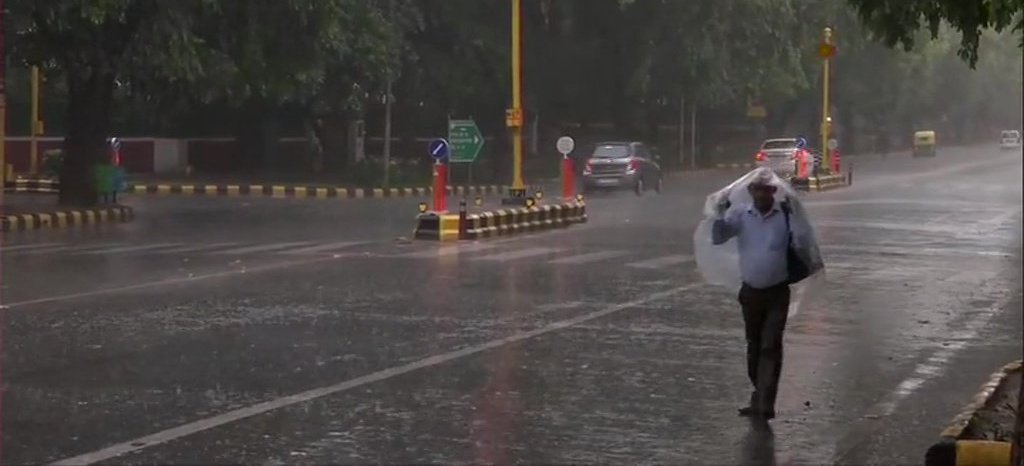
[583,162,593,175]
[755,152,766,162]
[627,159,640,173]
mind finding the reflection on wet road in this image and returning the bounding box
[2,145,1021,465]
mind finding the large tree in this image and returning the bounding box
[845,0,1024,66]
[11,0,394,205]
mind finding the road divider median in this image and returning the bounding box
[791,171,851,192]
[1,205,133,232]
[4,177,59,194]
[924,360,1022,466]
[123,183,505,200]
[413,200,587,241]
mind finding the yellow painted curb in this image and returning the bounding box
[1,205,134,232]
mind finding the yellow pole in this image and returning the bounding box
[510,0,525,194]
[821,27,832,173]
[0,0,6,191]
[30,66,40,175]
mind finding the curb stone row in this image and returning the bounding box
[1,205,134,232]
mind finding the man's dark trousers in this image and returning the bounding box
[739,282,791,415]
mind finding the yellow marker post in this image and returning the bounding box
[30,66,40,175]
[820,27,834,174]
[508,0,525,197]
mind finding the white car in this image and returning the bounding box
[1000,130,1021,150]
[755,138,811,179]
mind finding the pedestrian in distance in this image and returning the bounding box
[710,170,813,421]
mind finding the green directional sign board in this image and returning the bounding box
[448,119,484,163]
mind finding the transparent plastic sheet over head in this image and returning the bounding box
[693,167,825,293]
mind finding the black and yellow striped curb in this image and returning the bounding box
[1,205,134,232]
[4,178,59,194]
[924,360,1022,466]
[123,183,505,199]
[413,202,587,241]
[791,173,850,192]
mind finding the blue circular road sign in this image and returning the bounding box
[428,138,450,161]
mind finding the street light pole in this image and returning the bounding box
[821,26,833,173]
[0,0,7,195]
[30,66,41,176]
[508,0,525,199]
[382,0,394,189]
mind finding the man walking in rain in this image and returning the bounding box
[710,171,808,421]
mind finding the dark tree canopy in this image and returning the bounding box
[846,0,1024,66]
[7,0,1023,205]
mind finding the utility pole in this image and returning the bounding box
[30,66,41,175]
[381,0,395,188]
[690,105,697,170]
[506,0,526,201]
[821,26,834,173]
[678,95,685,166]
[0,0,7,195]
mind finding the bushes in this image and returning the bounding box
[42,149,63,179]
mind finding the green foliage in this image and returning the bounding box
[42,150,63,179]
[8,0,1023,197]
[845,0,1024,66]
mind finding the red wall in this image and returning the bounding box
[4,138,153,174]
[6,137,313,175]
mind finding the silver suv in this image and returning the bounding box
[581,141,663,195]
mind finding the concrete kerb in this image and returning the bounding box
[791,173,850,192]
[4,178,509,200]
[4,178,59,194]
[924,360,1022,466]
[413,201,587,241]
[123,183,506,199]
[1,205,134,232]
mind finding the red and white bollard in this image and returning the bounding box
[432,160,448,212]
[562,155,574,201]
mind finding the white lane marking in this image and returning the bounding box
[804,199,991,208]
[49,284,698,466]
[867,289,1012,418]
[154,242,242,254]
[548,250,628,265]
[396,242,500,259]
[626,254,694,269]
[0,242,65,252]
[275,241,367,255]
[74,243,184,255]
[823,244,1012,258]
[13,243,124,256]
[213,242,315,255]
[472,247,561,262]
[815,220,955,234]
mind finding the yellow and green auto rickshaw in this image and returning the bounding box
[912,130,937,157]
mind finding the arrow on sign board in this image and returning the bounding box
[448,119,485,163]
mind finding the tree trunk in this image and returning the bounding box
[235,100,276,173]
[59,69,116,207]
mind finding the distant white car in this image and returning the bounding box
[755,138,811,179]
[1000,130,1021,150]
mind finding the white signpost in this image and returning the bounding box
[556,136,575,156]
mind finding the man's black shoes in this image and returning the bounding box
[738,406,775,420]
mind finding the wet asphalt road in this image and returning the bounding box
[1,146,1021,465]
